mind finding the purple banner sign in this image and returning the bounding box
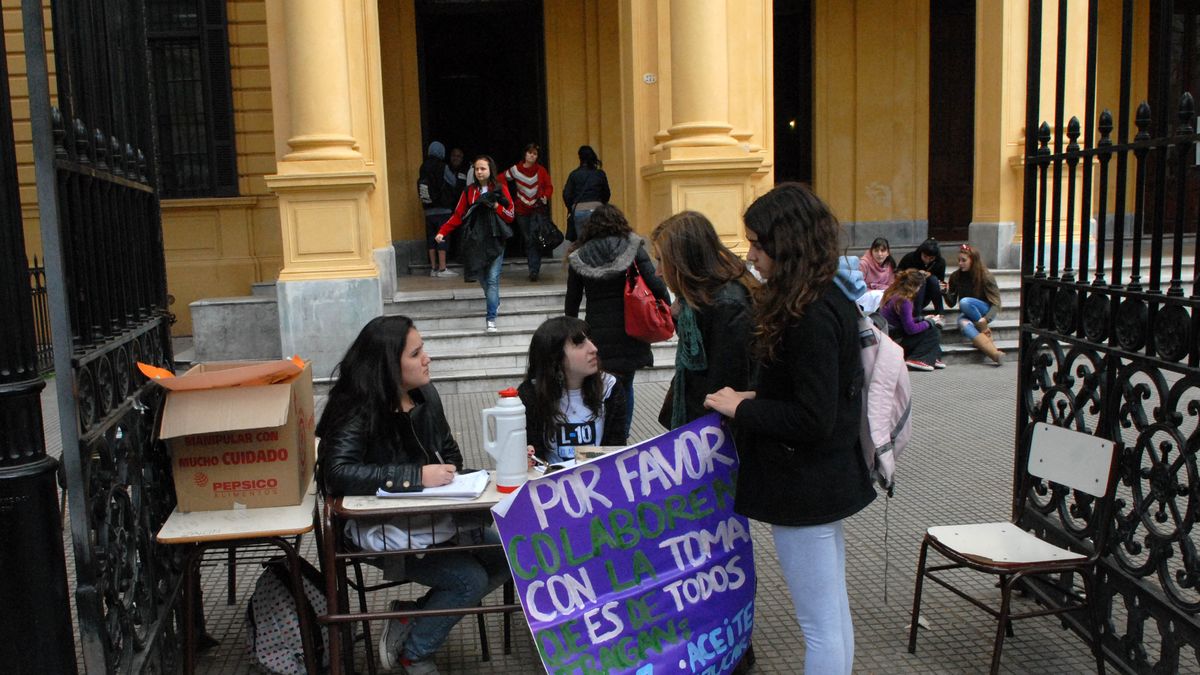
[492,413,755,675]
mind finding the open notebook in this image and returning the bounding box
[375,469,490,499]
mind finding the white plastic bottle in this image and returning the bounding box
[481,387,528,493]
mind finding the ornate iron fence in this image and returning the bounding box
[1018,1,1200,672]
[22,0,183,672]
[29,259,53,374]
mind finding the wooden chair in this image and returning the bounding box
[907,422,1119,674]
[318,498,513,675]
[342,553,497,675]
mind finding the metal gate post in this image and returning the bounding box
[0,7,78,673]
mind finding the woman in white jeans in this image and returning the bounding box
[706,183,877,674]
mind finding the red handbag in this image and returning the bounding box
[624,265,675,343]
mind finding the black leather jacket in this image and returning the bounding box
[318,385,463,496]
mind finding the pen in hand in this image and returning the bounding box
[432,450,457,486]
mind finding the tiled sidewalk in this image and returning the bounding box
[51,359,1120,673]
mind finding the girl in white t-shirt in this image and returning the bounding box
[518,316,627,463]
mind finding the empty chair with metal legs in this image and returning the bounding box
[907,422,1119,674]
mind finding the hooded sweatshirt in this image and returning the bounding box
[419,141,458,216]
[565,234,671,374]
[859,252,896,291]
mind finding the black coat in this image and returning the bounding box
[461,200,510,278]
[732,285,876,526]
[565,234,671,375]
[897,249,947,281]
[318,385,462,496]
[659,280,755,429]
[562,167,611,208]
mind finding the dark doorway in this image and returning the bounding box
[1145,0,1200,236]
[416,0,547,174]
[773,0,813,185]
[927,0,975,241]
[416,0,547,259]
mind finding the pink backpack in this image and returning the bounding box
[858,313,912,497]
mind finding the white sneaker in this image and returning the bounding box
[402,658,442,675]
[379,600,415,671]
[485,320,498,333]
[429,268,438,278]
[437,268,458,277]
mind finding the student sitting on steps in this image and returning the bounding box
[945,244,1004,366]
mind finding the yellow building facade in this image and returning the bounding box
[7,0,1156,373]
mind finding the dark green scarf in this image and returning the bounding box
[670,302,707,428]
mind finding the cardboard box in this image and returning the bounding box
[156,359,316,512]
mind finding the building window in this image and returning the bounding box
[147,0,237,198]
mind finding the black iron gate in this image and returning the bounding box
[22,0,183,671]
[1018,1,1200,671]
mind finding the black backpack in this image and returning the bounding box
[418,159,455,209]
[245,556,329,675]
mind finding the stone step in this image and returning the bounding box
[427,340,678,377]
[419,322,678,353]
[921,338,1020,368]
[403,307,564,331]
[934,317,1018,338]
[173,346,195,371]
[427,339,1016,393]
[388,286,568,316]
[408,256,566,277]
[431,363,674,395]
[389,271,1029,315]
[419,313,1016,363]
[419,325,559,353]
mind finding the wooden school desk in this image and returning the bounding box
[319,471,523,674]
[156,483,319,675]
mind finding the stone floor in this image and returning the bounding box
[42,353,1146,674]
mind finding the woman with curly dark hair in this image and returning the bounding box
[705,183,875,675]
[517,316,626,463]
[565,204,670,437]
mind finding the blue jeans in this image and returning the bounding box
[479,253,504,321]
[570,208,596,241]
[514,214,541,274]
[773,520,854,675]
[402,527,510,661]
[957,297,991,339]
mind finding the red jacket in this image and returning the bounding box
[437,182,515,238]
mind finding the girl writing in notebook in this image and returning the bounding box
[316,315,509,675]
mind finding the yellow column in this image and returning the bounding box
[640,0,768,248]
[264,0,387,377]
[662,0,736,149]
[971,0,1026,268]
[281,2,358,161]
[972,0,1088,269]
